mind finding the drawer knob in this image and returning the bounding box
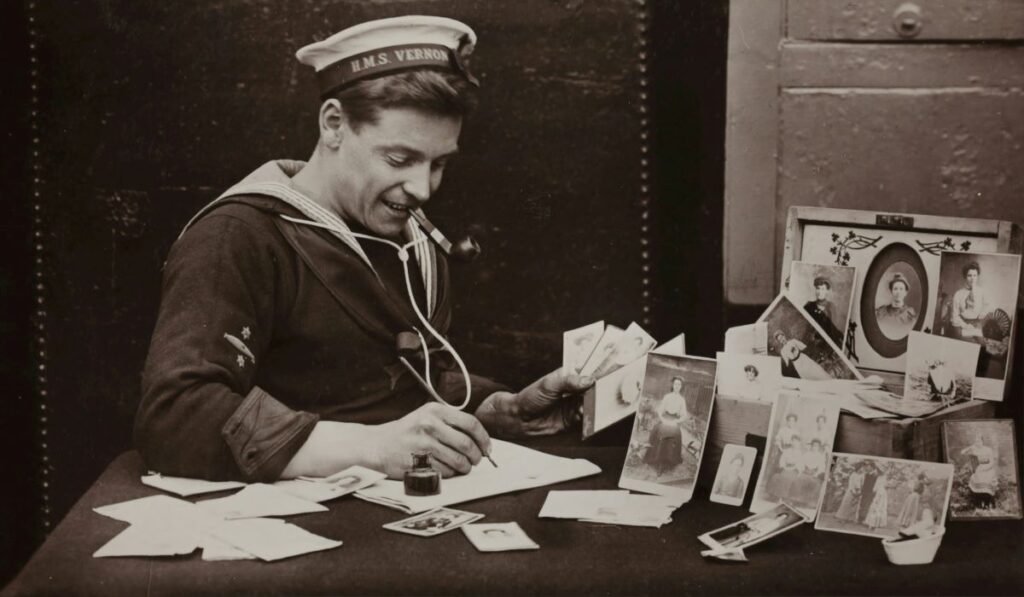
[892,3,923,38]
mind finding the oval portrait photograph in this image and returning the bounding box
[860,243,929,358]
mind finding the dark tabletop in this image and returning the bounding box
[5,442,1023,597]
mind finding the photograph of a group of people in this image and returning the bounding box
[758,295,861,382]
[815,453,954,539]
[750,393,840,519]
[932,251,1022,399]
[620,354,716,503]
[942,419,1023,520]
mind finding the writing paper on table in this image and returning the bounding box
[356,439,601,514]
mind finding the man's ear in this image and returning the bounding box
[319,99,346,149]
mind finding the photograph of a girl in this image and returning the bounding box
[620,354,717,503]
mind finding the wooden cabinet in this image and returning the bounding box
[724,0,1024,306]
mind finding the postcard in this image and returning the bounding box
[902,331,979,405]
[698,502,805,552]
[710,444,757,507]
[382,507,484,537]
[563,321,604,374]
[942,419,1022,520]
[786,261,857,351]
[715,352,782,403]
[758,295,863,381]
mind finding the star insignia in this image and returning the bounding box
[241,326,252,340]
[236,355,245,368]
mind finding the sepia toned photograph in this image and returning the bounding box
[750,393,839,520]
[815,454,954,540]
[942,419,1022,521]
[786,261,857,349]
[619,354,717,503]
[758,295,862,381]
[699,502,806,552]
[382,507,484,538]
[932,251,1022,401]
[461,522,539,552]
[582,322,656,380]
[710,444,758,507]
[715,352,782,403]
[562,321,605,374]
[902,331,980,406]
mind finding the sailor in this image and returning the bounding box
[135,16,592,482]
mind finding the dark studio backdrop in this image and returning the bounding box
[0,0,728,583]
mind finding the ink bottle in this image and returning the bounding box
[404,451,441,496]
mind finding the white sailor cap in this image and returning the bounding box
[296,15,479,98]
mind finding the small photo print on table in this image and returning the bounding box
[815,453,954,540]
[462,522,540,552]
[715,352,782,403]
[932,251,1021,401]
[942,419,1022,521]
[758,295,862,381]
[786,261,857,350]
[902,331,979,406]
[619,354,717,504]
[710,444,758,507]
[749,392,839,520]
[698,502,805,552]
[382,507,484,537]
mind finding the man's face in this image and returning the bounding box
[965,269,980,289]
[331,107,462,238]
[814,283,830,302]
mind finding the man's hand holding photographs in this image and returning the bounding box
[758,295,862,381]
[382,507,484,537]
[710,445,757,507]
[715,352,782,403]
[461,523,539,552]
[902,331,979,407]
[932,252,1021,400]
[619,354,717,503]
[814,453,954,539]
[787,262,857,351]
[750,393,840,520]
[580,322,656,380]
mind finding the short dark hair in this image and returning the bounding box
[889,273,910,293]
[743,364,759,376]
[813,276,831,289]
[330,70,478,131]
[962,262,981,278]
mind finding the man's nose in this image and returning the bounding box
[402,166,432,203]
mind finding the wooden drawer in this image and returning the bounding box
[787,0,1024,42]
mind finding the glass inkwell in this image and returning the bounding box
[404,451,441,496]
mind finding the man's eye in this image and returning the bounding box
[385,154,411,167]
[431,159,448,172]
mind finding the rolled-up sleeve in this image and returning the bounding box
[135,210,318,481]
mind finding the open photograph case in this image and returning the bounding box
[780,207,1023,403]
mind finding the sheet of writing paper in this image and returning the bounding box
[200,535,258,561]
[93,521,201,558]
[140,473,246,497]
[538,490,629,519]
[356,439,601,514]
[198,483,328,519]
[94,494,221,529]
[274,465,387,503]
[210,518,342,562]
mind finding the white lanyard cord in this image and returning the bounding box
[279,214,472,410]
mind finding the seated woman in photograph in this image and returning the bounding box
[864,472,890,531]
[897,473,927,528]
[767,434,803,501]
[875,273,917,339]
[714,453,748,499]
[643,377,687,474]
[834,462,865,522]
[773,331,831,380]
[792,438,828,506]
[960,434,998,510]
